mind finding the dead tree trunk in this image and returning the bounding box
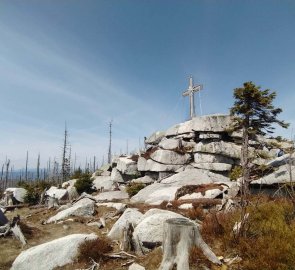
[159,218,221,270]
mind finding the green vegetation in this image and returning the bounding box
[229,166,242,181]
[200,197,295,270]
[74,171,94,194]
[17,180,52,205]
[70,167,83,179]
[230,81,288,196]
[126,183,145,197]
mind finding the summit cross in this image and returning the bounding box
[182,76,203,119]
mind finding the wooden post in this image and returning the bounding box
[159,218,221,270]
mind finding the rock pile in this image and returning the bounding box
[94,114,293,204]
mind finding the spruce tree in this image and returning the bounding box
[230,81,289,196]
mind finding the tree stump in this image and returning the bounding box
[159,218,221,270]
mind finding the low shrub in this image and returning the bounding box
[77,237,112,263]
[126,183,145,197]
[17,180,53,205]
[229,166,242,181]
[74,172,94,194]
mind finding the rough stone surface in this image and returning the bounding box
[116,157,138,175]
[266,154,295,168]
[111,168,124,182]
[150,149,191,165]
[159,138,181,150]
[133,209,187,244]
[194,153,235,164]
[145,131,166,145]
[5,188,27,203]
[131,169,229,204]
[61,179,77,188]
[251,165,295,185]
[178,188,225,200]
[131,175,155,184]
[47,198,95,223]
[178,203,193,209]
[96,202,127,211]
[95,191,129,201]
[11,234,97,270]
[199,133,222,140]
[45,187,68,201]
[137,157,183,172]
[92,176,113,190]
[194,141,241,159]
[192,162,232,172]
[108,208,143,240]
[165,114,232,136]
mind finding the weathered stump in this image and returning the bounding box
[159,218,221,270]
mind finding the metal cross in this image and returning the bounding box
[182,76,203,119]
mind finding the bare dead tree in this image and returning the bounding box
[93,156,96,172]
[36,153,40,181]
[4,159,10,190]
[61,123,70,183]
[108,120,113,164]
[25,151,28,182]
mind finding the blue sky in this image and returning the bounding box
[0,0,295,169]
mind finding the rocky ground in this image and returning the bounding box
[1,114,295,270]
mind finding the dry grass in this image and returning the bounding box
[77,237,113,263]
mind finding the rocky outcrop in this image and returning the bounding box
[108,208,143,240]
[4,188,27,203]
[11,234,97,270]
[94,191,129,201]
[47,198,95,223]
[116,157,138,175]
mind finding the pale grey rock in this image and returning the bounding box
[11,234,97,270]
[159,138,181,150]
[96,202,127,211]
[129,263,145,270]
[175,132,195,139]
[131,169,229,204]
[178,203,193,209]
[108,208,143,240]
[131,175,155,184]
[5,188,27,203]
[133,209,187,244]
[251,165,295,185]
[61,179,77,188]
[145,131,166,145]
[266,154,295,168]
[178,188,225,200]
[67,186,79,201]
[194,141,241,159]
[92,175,113,190]
[165,114,233,137]
[111,168,124,182]
[116,157,138,175]
[137,157,183,172]
[47,198,95,223]
[46,187,68,201]
[199,133,222,140]
[150,149,191,165]
[94,191,129,201]
[192,162,232,172]
[194,153,235,164]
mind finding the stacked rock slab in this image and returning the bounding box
[97,114,292,200]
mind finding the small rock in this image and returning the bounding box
[129,263,145,270]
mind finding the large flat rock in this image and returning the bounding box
[5,188,27,203]
[92,175,114,190]
[131,168,229,204]
[165,114,232,136]
[11,234,97,270]
[194,141,241,159]
[47,198,95,223]
[108,208,143,240]
[150,149,191,165]
[137,156,183,172]
[251,165,295,185]
[116,157,138,175]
